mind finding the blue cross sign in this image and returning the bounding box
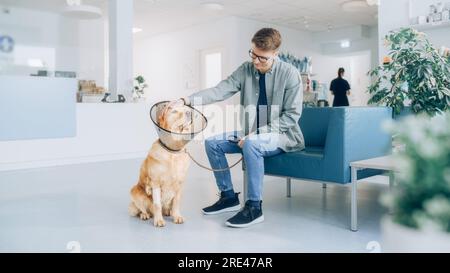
[0,35,14,53]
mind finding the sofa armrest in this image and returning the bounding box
[323,107,392,183]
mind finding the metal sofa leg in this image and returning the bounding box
[351,166,358,231]
[242,160,248,202]
[322,183,327,189]
[286,178,291,198]
[243,169,248,202]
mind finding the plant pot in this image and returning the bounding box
[381,216,450,253]
[133,97,146,103]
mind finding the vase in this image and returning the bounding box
[133,97,146,103]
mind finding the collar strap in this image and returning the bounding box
[158,139,185,154]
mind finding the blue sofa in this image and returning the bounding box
[243,107,393,230]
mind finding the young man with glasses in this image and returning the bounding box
[170,28,304,228]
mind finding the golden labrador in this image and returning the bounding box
[128,104,192,227]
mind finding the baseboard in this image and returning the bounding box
[0,151,148,172]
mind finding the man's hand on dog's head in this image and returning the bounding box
[167,98,187,109]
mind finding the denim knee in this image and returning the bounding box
[242,139,261,156]
[205,138,219,153]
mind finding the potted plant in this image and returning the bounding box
[381,113,450,252]
[367,28,450,117]
[133,75,148,102]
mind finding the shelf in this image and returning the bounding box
[409,20,450,31]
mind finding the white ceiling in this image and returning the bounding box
[134,0,378,35]
[0,0,378,35]
[0,0,108,12]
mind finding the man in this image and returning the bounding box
[171,28,304,228]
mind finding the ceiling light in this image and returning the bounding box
[62,0,102,20]
[366,0,380,6]
[341,40,351,48]
[341,0,368,12]
[133,28,143,33]
[200,2,225,11]
[66,0,81,6]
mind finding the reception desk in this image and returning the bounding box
[0,76,77,141]
[0,76,156,171]
[0,102,156,171]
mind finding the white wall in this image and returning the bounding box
[0,6,106,87]
[379,0,450,61]
[349,51,372,106]
[134,16,378,117]
[78,20,107,88]
[134,17,237,102]
[134,17,239,135]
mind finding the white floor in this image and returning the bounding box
[0,152,390,253]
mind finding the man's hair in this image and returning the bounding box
[251,28,282,51]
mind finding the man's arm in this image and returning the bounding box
[257,70,303,134]
[183,64,246,106]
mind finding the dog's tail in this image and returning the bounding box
[128,202,140,217]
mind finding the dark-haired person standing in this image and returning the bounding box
[330,67,351,107]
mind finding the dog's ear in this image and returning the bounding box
[158,112,165,127]
[158,106,169,126]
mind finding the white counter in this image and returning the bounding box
[0,103,156,171]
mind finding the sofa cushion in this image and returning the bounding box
[299,108,331,147]
[264,146,324,181]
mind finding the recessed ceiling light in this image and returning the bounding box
[366,0,380,6]
[133,27,143,33]
[341,0,368,12]
[200,2,225,11]
[341,40,351,48]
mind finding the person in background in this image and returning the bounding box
[330,67,351,107]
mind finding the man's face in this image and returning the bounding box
[250,44,278,72]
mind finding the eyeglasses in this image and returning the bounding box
[248,49,273,63]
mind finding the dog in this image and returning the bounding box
[128,103,192,227]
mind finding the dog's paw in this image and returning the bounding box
[154,218,166,227]
[140,212,150,221]
[173,215,185,224]
[163,209,171,217]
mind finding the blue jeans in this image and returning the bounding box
[205,131,283,201]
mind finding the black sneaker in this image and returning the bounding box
[202,192,241,215]
[225,201,264,228]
